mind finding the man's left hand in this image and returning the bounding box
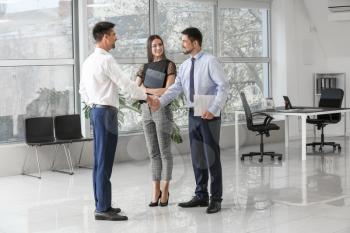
[202,111,214,120]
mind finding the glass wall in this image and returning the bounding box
[155,0,215,55]
[0,0,75,143]
[222,63,268,121]
[85,0,270,132]
[86,0,149,58]
[0,0,73,59]
[0,0,270,143]
[218,8,268,58]
[218,6,269,122]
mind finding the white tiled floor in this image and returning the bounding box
[1,138,350,233]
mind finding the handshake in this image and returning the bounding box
[146,95,161,112]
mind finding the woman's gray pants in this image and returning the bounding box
[141,103,173,181]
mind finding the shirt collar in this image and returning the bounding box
[191,50,204,60]
[95,47,109,55]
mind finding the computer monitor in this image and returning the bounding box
[283,96,293,109]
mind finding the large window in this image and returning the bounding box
[0,0,73,59]
[218,5,270,122]
[87,0,149,58]
[0,0,271,143]
[219,8,268,57]
[222,63,268,122]
[0,66,74,142]
[155,0,215,55]
[0,0,76,143]
[83,0,270,132]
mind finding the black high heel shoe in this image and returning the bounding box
[160,192,169,207]
[149,191,162,207]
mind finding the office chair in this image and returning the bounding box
[306,88,344,152]
[240,92,282,162]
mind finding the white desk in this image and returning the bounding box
[235,107,350,161]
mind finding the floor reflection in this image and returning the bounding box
[1,138,350,233]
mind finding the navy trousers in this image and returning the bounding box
[91,107,118,212]
[188,110,223,202]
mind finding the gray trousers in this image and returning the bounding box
[141,103,173,181]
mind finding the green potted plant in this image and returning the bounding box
[83,95,183,144]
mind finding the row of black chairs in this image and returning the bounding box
[23,114,92,179]
[240,88,343,163]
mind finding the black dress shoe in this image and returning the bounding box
[178,196,209,208]
[95,209,128,221]
[206,201,221,214]
[109,207,121,213]
[149,191,162,207]
[160,193,169,207]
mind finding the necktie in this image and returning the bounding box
[190,58,195,102]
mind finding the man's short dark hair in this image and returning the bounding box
[181,27,203,47]
[93,21,115,42]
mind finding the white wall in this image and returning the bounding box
[0,122,285,177]
[303,0,350,132]
[271,0,350,138]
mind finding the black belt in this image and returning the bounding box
[92,104,117,111]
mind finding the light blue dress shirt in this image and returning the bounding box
[160,51,229,116]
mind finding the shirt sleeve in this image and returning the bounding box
[207,57,229,115]
[160,64,183,106]
[167,61,176,76]
[106,57,147,100]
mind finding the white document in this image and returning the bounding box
[193,95,220,117]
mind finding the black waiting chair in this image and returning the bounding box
[23,115,91,179]
[54,114,93,170]
[23,117,55,179]
[307,88,344,152]
[240,92,282,162]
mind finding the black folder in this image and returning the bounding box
[143,68,166,88]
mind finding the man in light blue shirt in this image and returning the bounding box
[151,27,229,214]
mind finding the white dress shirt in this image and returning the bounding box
[79,48,146,108]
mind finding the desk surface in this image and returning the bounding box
[250,106,350,116]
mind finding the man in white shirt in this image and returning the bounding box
[79,21,150,221]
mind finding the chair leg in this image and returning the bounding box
[35,147,42,178]
[51,145,59,170]
[22,146,42,179]
[259,134,264,162]
[77,142,92,169]
[307,126,341,153]
[241,133,282,162]
[320,126,325,151]
[64,144,74,175]
[52,144,74,175]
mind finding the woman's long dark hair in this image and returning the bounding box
[147,35,166,63]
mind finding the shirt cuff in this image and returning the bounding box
[208,105,220,116]
[159,97,166,107]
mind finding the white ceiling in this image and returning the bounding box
[303,0,350,57]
